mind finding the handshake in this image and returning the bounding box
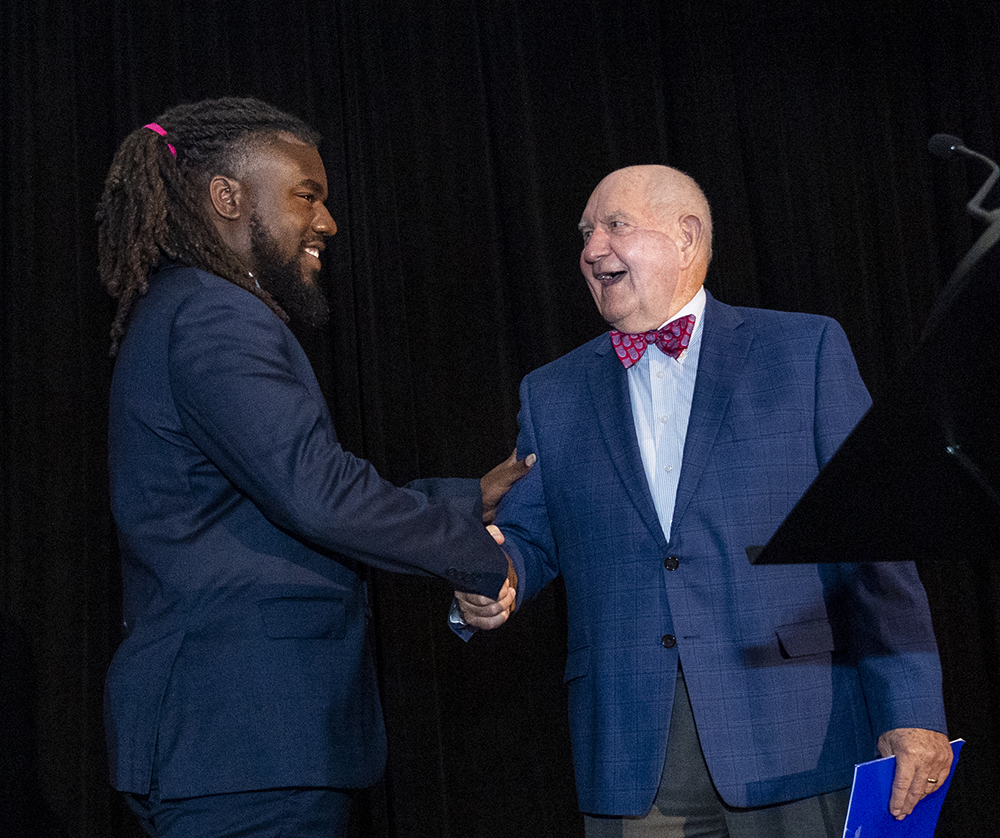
[457,449,536,630]
[454,524,518,630]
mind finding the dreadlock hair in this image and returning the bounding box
[97,96,321,356]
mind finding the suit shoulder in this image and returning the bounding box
[721,301,850,349]
[123,266,293,363]
[142,267,285,335]
[729,303,841,333]
[147,265,262,310]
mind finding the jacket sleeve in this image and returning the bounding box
[166,284,508,598]
[814,321,947,736]
[494,376,562,607]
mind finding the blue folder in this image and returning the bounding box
[842,739,963,837]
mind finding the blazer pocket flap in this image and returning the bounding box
[563,646,590,683]
[775,618,835,658]
[259,597,346,639]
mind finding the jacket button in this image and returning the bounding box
[661,634,676,648]
[663,555,680,571]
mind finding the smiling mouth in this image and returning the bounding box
[304,247,322,261]
[595,271,626,286]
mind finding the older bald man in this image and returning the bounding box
[457,166,951,838]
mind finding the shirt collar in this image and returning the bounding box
[657,286,706,331]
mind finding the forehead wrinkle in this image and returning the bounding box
[588,165,706,234]
[578,208,639,231]
[604,209,637,223]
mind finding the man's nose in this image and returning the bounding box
[582,227,609,261]
[314,204,337,236]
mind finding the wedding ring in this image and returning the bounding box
[926,778,938,783]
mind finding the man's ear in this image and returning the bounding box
[208,175,244,220]
[677,214,705,269]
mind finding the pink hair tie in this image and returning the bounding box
[144,122,177,158]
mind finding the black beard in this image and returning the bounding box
[249,213,330,328]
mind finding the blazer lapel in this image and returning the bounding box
[588,337,668,546]
[670,294,753,533]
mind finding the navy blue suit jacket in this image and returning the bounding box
[105,265,508,798]
[496,292,946,815]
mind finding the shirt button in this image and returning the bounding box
[656,370,665,379]
[664,555,680,571]
[664,465,673,473]
[660,414,669,423]
[661,634,677,648]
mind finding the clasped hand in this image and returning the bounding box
[480,449,536,524]
[459,448,533,627]
[455,524,517,629]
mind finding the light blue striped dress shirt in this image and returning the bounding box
[626,287,706,542]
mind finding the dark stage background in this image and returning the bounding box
[2,1,999,836]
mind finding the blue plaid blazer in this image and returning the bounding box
[497,292,946,815]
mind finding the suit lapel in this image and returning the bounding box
[588,338,669,546]
[586,295,754,546]
[670,294,752,533]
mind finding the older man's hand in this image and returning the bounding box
[877,727,953,820]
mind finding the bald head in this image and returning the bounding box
[578,165,713,332]
[590,165,713,259]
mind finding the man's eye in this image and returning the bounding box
[299,194,316,203]
[581,229,593,242]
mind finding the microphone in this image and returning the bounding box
[921,134,1000,341]
[927,133,1000,224]
[928,133,965,160]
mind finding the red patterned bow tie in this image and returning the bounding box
[610,315,696,369]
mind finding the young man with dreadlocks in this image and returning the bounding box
[97,96,524,837]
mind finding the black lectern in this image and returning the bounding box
[752,187,1000,565]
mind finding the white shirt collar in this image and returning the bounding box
[657,286,706,330]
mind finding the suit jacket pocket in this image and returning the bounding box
[564,646,590,683]
[775,618,835,659]
[259,597,346,639]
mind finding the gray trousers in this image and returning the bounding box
[584,672,850,838]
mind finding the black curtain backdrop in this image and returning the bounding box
[2,1,999,836]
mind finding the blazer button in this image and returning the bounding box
[663,555,680,571]
[661,634,677,648]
